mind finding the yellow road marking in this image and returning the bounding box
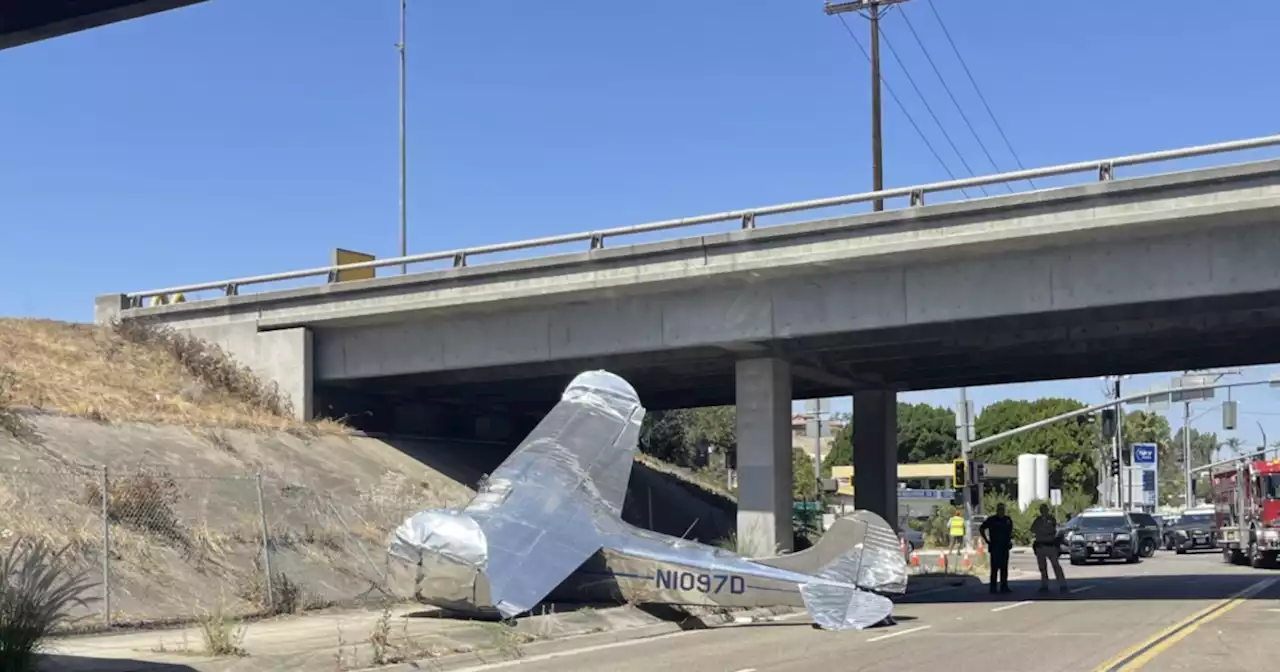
[1092,577,1277,672]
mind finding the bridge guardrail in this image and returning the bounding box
[123,133,1280,308]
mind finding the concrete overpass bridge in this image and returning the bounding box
[98,134,1280,553]
[0,0,206,51]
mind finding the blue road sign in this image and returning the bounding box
[1132,443,1157,466]
[1142,470,1155,491]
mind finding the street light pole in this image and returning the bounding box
[397,0,408,274]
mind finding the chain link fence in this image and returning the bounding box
[0,464,429,631]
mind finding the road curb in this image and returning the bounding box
[365,621,686,672]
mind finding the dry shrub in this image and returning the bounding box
[82,471,186,547]
[0,369,39,445]
[195,601,247,657]
[110,319,292,418]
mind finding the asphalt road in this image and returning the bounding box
[452,550,1280,672]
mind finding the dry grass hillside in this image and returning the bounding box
[0,317,738,630]
[0,318,343,431]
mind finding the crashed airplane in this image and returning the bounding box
[387,370,908,630]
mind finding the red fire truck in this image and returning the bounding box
[1211,457,1280,568]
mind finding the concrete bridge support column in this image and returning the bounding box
[853,389,899,530]
[735,357,793,556]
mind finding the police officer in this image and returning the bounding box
[1030,503,1068,593]
[980,503,1014,594]
[947,510,965,553]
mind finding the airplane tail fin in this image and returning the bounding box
[796,510,906,630]
[799,582,895,631]
[757,510,909,595]
[815,510,909,595]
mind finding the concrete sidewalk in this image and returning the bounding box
[39,603,675,672]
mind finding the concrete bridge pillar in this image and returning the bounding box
[853,389,899,530]
[734,357,793,556]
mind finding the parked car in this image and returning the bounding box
[899,527,924,557]
[1061,508,1159,564]
[1164,508,1218,553]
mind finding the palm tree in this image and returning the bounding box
[1221,436,1244,460]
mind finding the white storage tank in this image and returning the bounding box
[1017,454,1036,512]
[1033,453,1050,502]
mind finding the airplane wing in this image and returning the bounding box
[462,370,644,617]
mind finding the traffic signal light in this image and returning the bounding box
[1100,408,1116,440]
[968,483,980,509]
[1110,458,1120,477]
[951,489,963,507]
[953,458,966,488]
[1223,400,1237,430]
[974,461,988,481]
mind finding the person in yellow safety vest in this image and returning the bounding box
[947,510,965,552]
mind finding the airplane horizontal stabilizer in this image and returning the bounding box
[799,582,894,630]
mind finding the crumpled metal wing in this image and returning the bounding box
[463,371,644,617]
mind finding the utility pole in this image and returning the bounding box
[397,0,408,274]
[1183,399,1192,507]
[823,0,912,211]
[958,387,973,548]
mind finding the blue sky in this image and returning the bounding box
[3,0,1279,449]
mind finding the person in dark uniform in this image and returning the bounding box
[980,503,1014,594]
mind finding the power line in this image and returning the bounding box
[925,0,1036,190]
[835,15,974,199]
[873,18,989,196]
[897,7,1013,193]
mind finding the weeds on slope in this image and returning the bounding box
[0,369,38,444]
[110,319,292,419]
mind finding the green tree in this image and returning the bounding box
[638,406,737,470]
[820,402,958,475]
[686,406,736,459]
[793,448,818,500]
[639,409,698,466]
[896,403,959,463]
[1124,410,1172,446]
[973,398,1101,498]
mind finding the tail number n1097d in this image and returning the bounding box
[654,569,745,594]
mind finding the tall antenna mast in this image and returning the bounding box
[397,0,408,274]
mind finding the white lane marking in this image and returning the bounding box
[446,629,702,672]
[866,624,931,642]
[1068,585,1096,594]
[991,600,1033,612]
[732,669,758,672]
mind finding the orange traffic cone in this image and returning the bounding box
[909,551,920,567]
[976,539,985,554]
[960,552,972,571]
[936,553,947,570]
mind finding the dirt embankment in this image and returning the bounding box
[0,318,737,628]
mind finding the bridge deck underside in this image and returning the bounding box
[0,0,204,50]
[316,291,1280,417]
